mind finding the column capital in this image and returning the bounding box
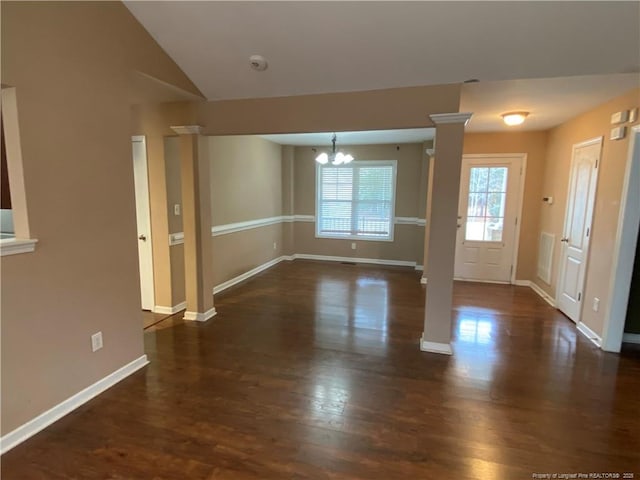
[170,125,203,135]
[429,112,473,126]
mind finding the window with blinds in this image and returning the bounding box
[316,160,397,241]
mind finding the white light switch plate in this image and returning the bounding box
[91,332,103,352]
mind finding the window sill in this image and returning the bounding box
[0,237,38,256]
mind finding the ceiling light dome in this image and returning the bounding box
[502,111,529,126]
[315,134,354,166]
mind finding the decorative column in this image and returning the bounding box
[421,113,472,354]
[171,125,216,322]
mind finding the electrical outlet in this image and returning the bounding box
[351,242,356,250]
[174,204,181,216]
[91,332,103,352]
[592,297,600,312]
[273,242,277,250]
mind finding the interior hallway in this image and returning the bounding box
[3,261,639,479]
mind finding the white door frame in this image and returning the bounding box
[555,136,602,322]
[458,153,527,284]
[132,135,155,311]
[601,125,640,352]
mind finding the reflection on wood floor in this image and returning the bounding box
[3,260,640,479]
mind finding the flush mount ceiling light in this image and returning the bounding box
[501,111,529,126]
[315,134,354,166]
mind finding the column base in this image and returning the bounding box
[420,334,452,355]
[183,307,217,322]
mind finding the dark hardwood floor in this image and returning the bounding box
[3,260,639,479]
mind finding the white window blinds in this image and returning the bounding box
[316,160,397,241]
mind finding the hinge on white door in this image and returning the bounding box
[586,227,590,237]
[578,292,582,301]
[595,159,598,168]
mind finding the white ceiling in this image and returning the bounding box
[124,1,639,101]
[260,128,435,146]
[462,73,640,132]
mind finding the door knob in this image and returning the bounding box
[560,237,569,243]
[138,234,147,241]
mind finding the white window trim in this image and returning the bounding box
[0,238,38,256]
[315,160,398,242]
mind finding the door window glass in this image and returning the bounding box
[465,167,508,242]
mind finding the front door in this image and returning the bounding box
[454,155,523,283]
[556,138,602,322]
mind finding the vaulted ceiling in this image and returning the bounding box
[125,1,640,132]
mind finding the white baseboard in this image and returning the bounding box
[419,334,452,355]
[213,255,289,295]
[420,277,427,284]
[516,280,557,307]
[622,333,640,344]
[183,307,217,322]
[293,253,416,268]
[153,302,186,315]
[577,321,603,348]
[0,355,149,455]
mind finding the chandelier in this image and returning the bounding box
[315,134,354,165]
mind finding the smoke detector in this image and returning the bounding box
[249,55,268,71]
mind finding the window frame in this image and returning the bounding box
[315,159,398,242]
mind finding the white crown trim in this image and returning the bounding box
[170,125,203,135]
[429,112,473,126]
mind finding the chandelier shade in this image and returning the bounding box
[315,134,354,165]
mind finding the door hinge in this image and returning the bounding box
[586,227,590,237]
[595,159,598,168]
[515,217,518,226]
[578,292,582,301]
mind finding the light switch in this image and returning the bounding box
[174,204,181,216]
[610,126,626,141]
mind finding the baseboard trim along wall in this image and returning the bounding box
[183,307,217,322]
[514,280,557,307]
[419,335,453,355]
[0,355,149,455]
[153,302,186,315]
[577,321,603,348]
[622,333,640,344]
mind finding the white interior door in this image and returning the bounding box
[454,155,523,283]
[132,136,154,311]
[557,138,602,323]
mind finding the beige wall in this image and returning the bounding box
[208,136,284,286]
[293,143,426,264]
[463,131,549,280]
[164,136,186,305]
[131,102,196,309]
[1,2,198,435]
[196,84,460,135]
[536,88,640,337]
[209,136,283,226]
